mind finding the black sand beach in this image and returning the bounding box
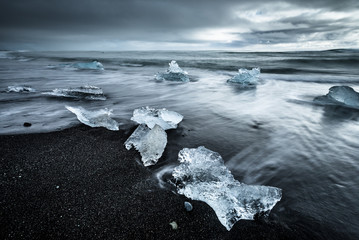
[1,125,307,239]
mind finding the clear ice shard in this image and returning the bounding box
[72,61,104,70]
[167,60,188,74]
[6,86,36,93]
[227,67,260,86]
[155,60,190,82]
[131,106,183,130]
[314,86,359,109]
[125,124,167,166]
[66,106,119,131]
[172,146,282,231]
[43,85,106,100]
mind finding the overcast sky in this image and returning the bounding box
[0,0,358,51]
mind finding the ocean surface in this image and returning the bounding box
[1,50,359,239]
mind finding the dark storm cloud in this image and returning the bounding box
[226,27,352,48]
[1,0,357,27]
[0,0,358,50]
[227,14,357,46]
[0,0,235,48]
[0,0,233,31]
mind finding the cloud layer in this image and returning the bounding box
[0,0,358,50]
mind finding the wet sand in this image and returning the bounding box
[0,125,303,239]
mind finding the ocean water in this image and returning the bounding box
[1,50,359,239]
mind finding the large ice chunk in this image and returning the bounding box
[155,60,190,82]
[314,86,359,109]
[66,106,119,131]
[72,61,104,70]
[172,146,282,231]
[125,124,167,166]
[227,67,260,87]
[131,106,183,130]
[43,85,106,100]
[6,86,36,93]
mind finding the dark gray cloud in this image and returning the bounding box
[0,0,358,50]
[227,15,357,45]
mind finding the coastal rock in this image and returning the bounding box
[169,221,178,230]
[172,146,282,231]
[23,122,32,127]
[184,202,193,212]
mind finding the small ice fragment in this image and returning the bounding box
[155,60,190,82]
[6,86,36,93]
[172,146,282,231]
[124,124,167,166]
[71,61,104,70]
[66,106,119,131]
[227,67,260,87]
[131,106,183,130]
[184,202,193,212]
[314,86,359,108]
[43,85,106,100]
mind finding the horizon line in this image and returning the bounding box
[1,48,358,53]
